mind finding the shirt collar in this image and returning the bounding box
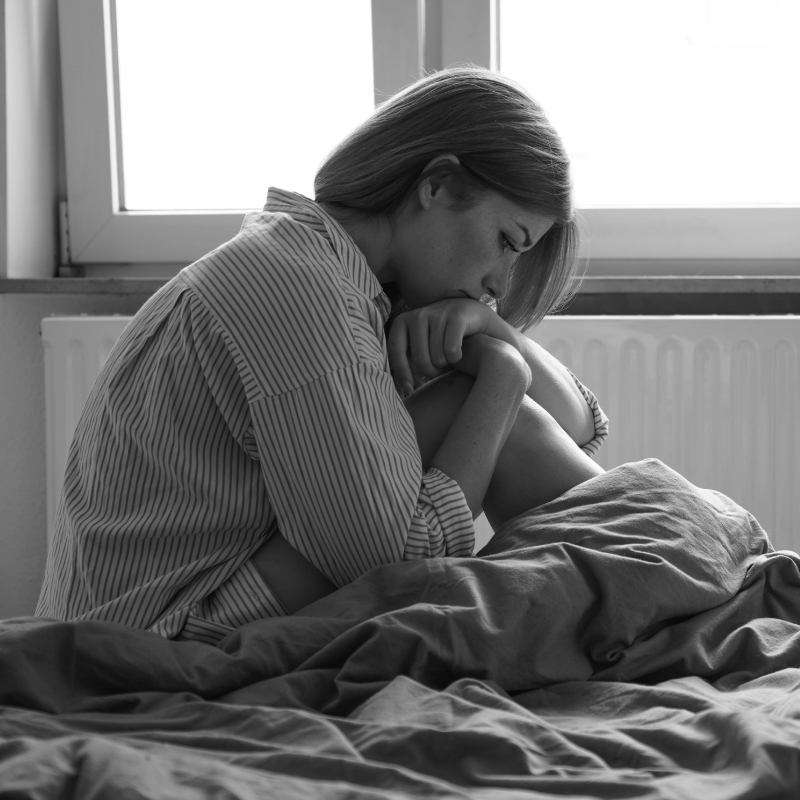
[263,188,387,314]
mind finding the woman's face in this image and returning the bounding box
[388,183,554,309]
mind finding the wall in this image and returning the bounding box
[0,291,150,618]
[1,0,62,279]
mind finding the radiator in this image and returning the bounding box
[525,315,800,552]
[42,315,800,552]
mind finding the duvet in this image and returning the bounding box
[2,459,800,798]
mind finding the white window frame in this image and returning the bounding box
[58,0,800,270]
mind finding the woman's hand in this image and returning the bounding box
[387,298,501,393]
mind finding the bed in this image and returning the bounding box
[2,459,800,798]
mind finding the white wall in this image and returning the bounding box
[1,0,61,279]
[0,292,150,618]
[0,0,77,617]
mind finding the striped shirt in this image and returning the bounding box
[36,188,608,644]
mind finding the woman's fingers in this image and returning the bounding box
[388,300,490,394]
[387,319,414,394]
[407,317,440,378]
[428,314,449,369]
[443,316,466,364]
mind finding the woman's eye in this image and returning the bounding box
[501,234,519,253]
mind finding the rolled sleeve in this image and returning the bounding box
[566,367,610,457]
[403,468,475,560]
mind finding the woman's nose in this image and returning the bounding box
[483,265,511,301]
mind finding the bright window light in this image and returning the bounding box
[500,0,800,207]
[115,0,375,210]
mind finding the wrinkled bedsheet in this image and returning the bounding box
[3,459,800,798]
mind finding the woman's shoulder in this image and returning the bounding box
[183,207,345,299]
[241,207,338,261]
[178,211,362,397]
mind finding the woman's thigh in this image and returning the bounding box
[404,372,603,529]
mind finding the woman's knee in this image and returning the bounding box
[483,397,603,528]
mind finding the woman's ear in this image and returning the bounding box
[416,153,461,210]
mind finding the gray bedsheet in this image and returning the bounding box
[2,459,799,798]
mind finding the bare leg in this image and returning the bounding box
[405,372,604,531]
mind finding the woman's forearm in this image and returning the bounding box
[430,340,529,517]
[485,316,595,447]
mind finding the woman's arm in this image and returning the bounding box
[388,299,595,448]
[483,317,596,447]
[428,334,531,517]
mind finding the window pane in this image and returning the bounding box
[500,0,800,207]
[115,0,374,210]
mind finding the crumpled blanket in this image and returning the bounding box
[2,459,800,798]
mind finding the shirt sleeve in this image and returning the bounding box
[249,364,475,588]
[566,367,609,457]
[404,468,475,560]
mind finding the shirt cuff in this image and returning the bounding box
[403,468,475,560]
[566,368,610,457]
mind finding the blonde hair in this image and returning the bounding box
[315,67,582,330]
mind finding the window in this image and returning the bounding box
[59,0,416,267]
[498,0,800,266]
[58,0,799,272]
[115,0,375,210]
[501,0,799,208]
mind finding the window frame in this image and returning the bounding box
[58,0,800,270]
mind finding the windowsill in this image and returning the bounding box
[0,278,167,295]
[577,276,800,294]
[2,275,799,294]
[1,276,799,314]
[563,276,800,315]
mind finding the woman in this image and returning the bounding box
[36,68,607,644]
